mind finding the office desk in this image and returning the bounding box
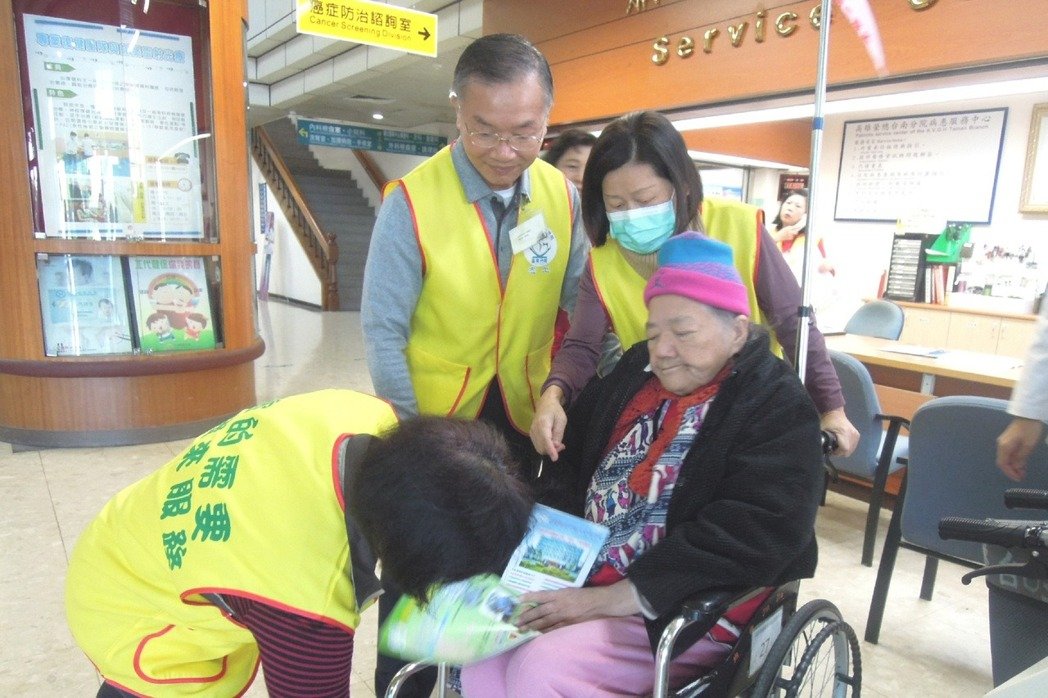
[824,334,1021,497]
[824,334,1020,401]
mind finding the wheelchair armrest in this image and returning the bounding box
[679,586,765,623]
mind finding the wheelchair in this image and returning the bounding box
[385,579,861,697]
[939,487,1048,688]
[387,432,862,697]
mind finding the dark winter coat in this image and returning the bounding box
[537,327,824,653]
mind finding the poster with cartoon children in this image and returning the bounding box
[129,256,216,352]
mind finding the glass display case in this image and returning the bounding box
[15,0,217,242]
[0,0,260,447]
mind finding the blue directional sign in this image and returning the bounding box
[297,119,446,156]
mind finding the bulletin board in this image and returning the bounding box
[834,108,1008,224]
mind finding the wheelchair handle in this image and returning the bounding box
[1005,488,1048,511]
[939,516,1048,551]
[820,430,837,455]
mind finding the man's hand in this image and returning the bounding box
[515,582,640,633]
[996,417,1046,482]
[821,407,860,457]
[530,386,568,461]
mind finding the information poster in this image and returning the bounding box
[22,14,205,239]
[834,108,1007,223]
[37,254,133,356]
[129,256,216,352]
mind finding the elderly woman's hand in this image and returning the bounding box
[515,581,641,633]
[820,407,860,457]
[530,386,568,461]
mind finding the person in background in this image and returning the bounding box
[359,32,590,696]
[543,127,599,352]
[997,299,1048,480]
[530,110,858,462]
[769,189,808,246]
[66,391,533,698]
[463,232,824,696]
[542,127,597,194]
[769,189,840,321]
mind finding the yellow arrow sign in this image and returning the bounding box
[296,0,438,58]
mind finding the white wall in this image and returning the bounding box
[250,141,438,307]
[250,160,323,307]
[746,90,1048,312]
[749,167,793,218]
[783,92,1048,312]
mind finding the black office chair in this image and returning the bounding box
[843,300,905,340]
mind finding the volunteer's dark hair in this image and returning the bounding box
[582,110,703,246]
[348,416,534,602]
[452,33,554,110]
[543,128,598,167]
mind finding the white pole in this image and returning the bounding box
[795,0,834,379]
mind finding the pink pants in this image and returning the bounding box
[460,615,730,697]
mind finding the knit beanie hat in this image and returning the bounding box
[643,231,751,317]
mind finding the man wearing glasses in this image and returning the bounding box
[360,33,590,697]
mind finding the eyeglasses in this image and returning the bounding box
[466,129,544,152]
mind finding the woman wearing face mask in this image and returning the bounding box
[530,110,859,462]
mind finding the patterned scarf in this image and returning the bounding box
[586,363,731,585]
[613,363,732,496]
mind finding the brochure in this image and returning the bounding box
[36,254,134,356]
[378,504,609,665]
[501,503,609,593]
[128,256,217,352]
[882,344,947,358]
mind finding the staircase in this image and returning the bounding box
[259,118,377,310]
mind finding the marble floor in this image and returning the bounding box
[0,299,995,696]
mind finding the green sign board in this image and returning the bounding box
[297,119,446,156]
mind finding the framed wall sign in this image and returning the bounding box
[1020,103,1048,213]
[834,108,1008,224]
[778,173,809,202]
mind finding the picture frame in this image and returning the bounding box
[1020,103,1048,213]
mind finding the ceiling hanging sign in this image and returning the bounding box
[297,119,447,156]
[296,0,438,58]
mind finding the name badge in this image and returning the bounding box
[509,213,548,255]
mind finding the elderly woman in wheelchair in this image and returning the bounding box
[440,232,831,696]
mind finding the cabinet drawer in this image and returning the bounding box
[899,308,951,345]
[997,318,1038,358]
[945,314,1001,352]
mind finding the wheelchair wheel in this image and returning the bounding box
[749,599,861,697]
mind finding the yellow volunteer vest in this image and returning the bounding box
[390,146,573,432]
[590,197,779,353]
[66,389,397,696]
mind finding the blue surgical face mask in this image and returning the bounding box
[607,198,676,254]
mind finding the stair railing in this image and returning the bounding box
[250,125,340,310]
[353,148,388,194]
